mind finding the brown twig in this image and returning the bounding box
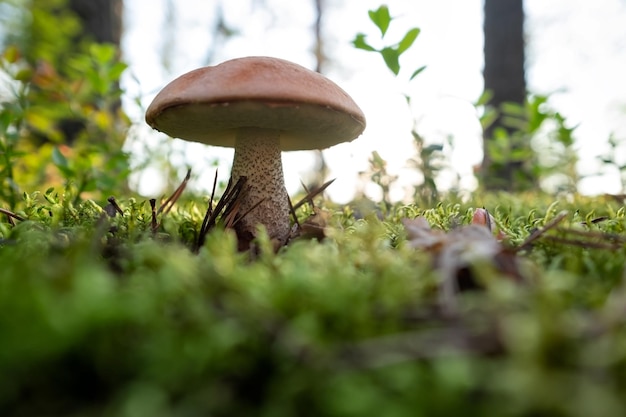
[207,169,219,220]
[196,176,249,251]
[158,168,191,216]
[198,177,233,248]
[0,207,25,223]
[288,196,301,230]
[149,199,158,234]
[582,216,609,225]
[145,169,193,233]
[537,226,626,250]
[292,178,336,211]
[540,235,623,250]
[220,177,248,225]
[106,196,124,217]
[556,226,626,244]
[228,196,267,229]
[515,210,568,252]
[516,211,626,251]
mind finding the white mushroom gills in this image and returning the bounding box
[231,127,290,244]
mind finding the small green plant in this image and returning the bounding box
[352,5,425,79]
[352,5,444,205]
[1,42,131,208]
[360,150,397,210]
[597,133,626,193]
[0,46,29,209]
[476,92,578,193]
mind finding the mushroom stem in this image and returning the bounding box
[231,127,290,247]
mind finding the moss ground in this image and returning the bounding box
[1,190,626,416]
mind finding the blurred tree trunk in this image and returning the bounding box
[481,0,531,190]
[61,0,123,141]
[69,0,123,45]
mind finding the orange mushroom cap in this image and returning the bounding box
[145,56,366,151]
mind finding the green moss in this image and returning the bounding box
[1,192,626,416]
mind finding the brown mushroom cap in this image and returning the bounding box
[145,56,366,151]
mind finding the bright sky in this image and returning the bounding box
[122,0,626,202]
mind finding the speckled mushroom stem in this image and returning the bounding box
[231,127,291,246]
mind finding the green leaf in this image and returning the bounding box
[14,69,33,82]
[89,43,116,64]
[475,90,493,107]
[500,101,525,117]
[479,108,499,130]
[424,143,444,153]
[380,47,400,75]
[397,28,420,54]
[108,62,128,81]
[368,5,392,37]
[52,147,75,177]
[352,33,377,52]
[3,45,20,64]
[501,115,527,131]
[52,147,68,168]
[409,65,426,81]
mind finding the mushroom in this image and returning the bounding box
[145,56,366,249]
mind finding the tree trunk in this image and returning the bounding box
[45,0,122,144]
[68,0,123,45]
[481,0,530,190]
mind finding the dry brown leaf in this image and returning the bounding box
[403,210,524,310]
